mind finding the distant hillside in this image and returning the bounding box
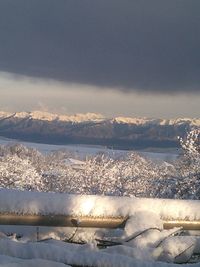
[0,111,199,149]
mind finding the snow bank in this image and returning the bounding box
[0,238,200,267]
[1,189,200,220]
[0,255,68,267]
[124,211,163,237]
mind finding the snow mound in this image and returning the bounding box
[1,189,200,220]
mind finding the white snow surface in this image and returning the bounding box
[2,111,105,123]
[0,237,200,267]
[0,190,200,266]
[0,255,69,267]
[1,189,200,220]
[0,136,178,163]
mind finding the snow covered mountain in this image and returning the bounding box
[0,111,199,149]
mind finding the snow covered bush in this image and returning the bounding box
[150,129,200,200]
[0,143,173,196]
[0,154,44,191]
[172,129,200,199]
[178,129,200,179]
[0,130,199,199]
[46,152,175,197]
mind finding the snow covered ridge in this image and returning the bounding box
[0,110,199,149]
[1,189,200,220]
[0,111,106,123]
[114,116,200,126]
[0,110,199,125]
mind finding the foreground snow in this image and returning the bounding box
[0,190,200,266]
[1,237,200,267]
[1,189,200,220]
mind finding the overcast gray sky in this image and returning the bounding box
[0,1,199,118]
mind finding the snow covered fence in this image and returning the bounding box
[1,189,200,228]
[0,214,126,228]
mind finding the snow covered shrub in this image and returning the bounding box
[1,143,42,159]
[0,143,176,197]
[0,154,44,191]
[173,129,200,199]
[150,130,200,200]
[1,135,199,199]
[0,143,45,172]
[178,129,200,178]
[57,152,175,197]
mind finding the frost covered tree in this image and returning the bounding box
[0,154,44,191]
[0,143,176,196]
[58,152,175,197]
[173,129,200,199]
[0,134,199,199]
[152,129,200,200]
[178,129,200,177]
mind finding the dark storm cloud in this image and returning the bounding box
[0,0,200,93]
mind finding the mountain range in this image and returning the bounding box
[0,111,199,150]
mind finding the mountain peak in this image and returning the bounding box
[0,110,199,149]
[0,110,199,126]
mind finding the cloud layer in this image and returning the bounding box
[0,0,199,93]
[0,72,199,118]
